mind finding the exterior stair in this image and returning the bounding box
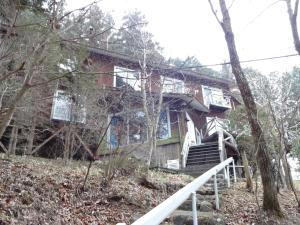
[182,142,221,177]
[162,174,227,225]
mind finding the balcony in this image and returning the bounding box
[202,85,231,109]
[162,77,190,94]
[209,94,231,108]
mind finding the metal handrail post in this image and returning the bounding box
[214,172,220,210]
[130,158,234,225]
[226,166,230,188]
[232,160,237,183]
[192,192,198,225]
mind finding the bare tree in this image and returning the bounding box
[139,36,164,169]
[285,0,300,54]
[0,1,100,139]
[208,0,282,215]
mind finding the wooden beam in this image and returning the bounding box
[73,132,94,157]
[31,126,65,154]
[0,141,8,153]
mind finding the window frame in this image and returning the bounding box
[156,107,172,140]
[51,90,86,123]
[107,107,172,148]
[107,110,149,149]
[113,66,141,91]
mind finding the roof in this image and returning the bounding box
[163,93,209,113]
[85,45,235,86]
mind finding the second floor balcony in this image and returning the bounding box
[202,85,231,109]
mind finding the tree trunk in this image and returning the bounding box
[281,150,293,189]
[286,0,300,54]
[146,126,154,168]
[64,125,72,161]
[8,126,18,156]
[240,148,253,191]
[27,115,36,155]
[210,0,282,215]
[0,85,30,138]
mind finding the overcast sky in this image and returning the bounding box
[66,0,300,74]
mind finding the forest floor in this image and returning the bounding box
[1,154,300,225]
[0,154,192,225]
[294,180,300,191]
[222,180,300,225]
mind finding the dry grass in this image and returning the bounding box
[0,153,192,225]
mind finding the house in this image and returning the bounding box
[50,47,240,172]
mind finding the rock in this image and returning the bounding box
[199,201,213,212]
[170,210,225,225]
[202,215,225,225]
[178,199,193,210]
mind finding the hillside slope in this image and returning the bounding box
[0,154,192,225]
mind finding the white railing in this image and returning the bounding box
[130,157,236,225]
[218,129,225,162]
[209,94,231,108]
[181,132,192,168]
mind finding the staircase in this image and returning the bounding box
[183,142,221,177]
[130,158,236,225]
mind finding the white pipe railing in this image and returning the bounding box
[130,157,236,225]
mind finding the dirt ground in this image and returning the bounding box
[221,181,300,225]
[0,154,192,225]
[1,154,300,225]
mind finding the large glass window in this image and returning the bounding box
[109,116,126,149]
[51,90,86,123]
[51,90,71,121]
[108,109,171,148]
[114,66,140,91]
[157,109,171,139]
[128,111,148,144]
[109,111,147,149]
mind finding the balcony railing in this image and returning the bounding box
[209,94,231,108]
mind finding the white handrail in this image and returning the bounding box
[181,133,190,168]
[131,157,235,225]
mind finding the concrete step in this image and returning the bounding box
[188,151,219,156]
[189,142,218,149]
[187,153,219,159]
[188,147,219,154]
[168,210,225,225]
[186,159,220,166]
[187,154,220,162]
[182,164,220,177]
[179,194,223,211]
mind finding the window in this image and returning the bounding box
[51,90,71,121]
[128,111,148,144]
[108,111,147,149]
[109,116,126,149]
[114,66,140,91]
[202,85,231,108]
[51,90,86,123]
[108,109,171,148]
[162,77,185,94]
[157,109,171,139]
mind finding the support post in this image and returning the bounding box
[226,166,230,188]
[192,191,198,225]
[232,160,237,183]
[214,173,220,210]
[224,168,227,180]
